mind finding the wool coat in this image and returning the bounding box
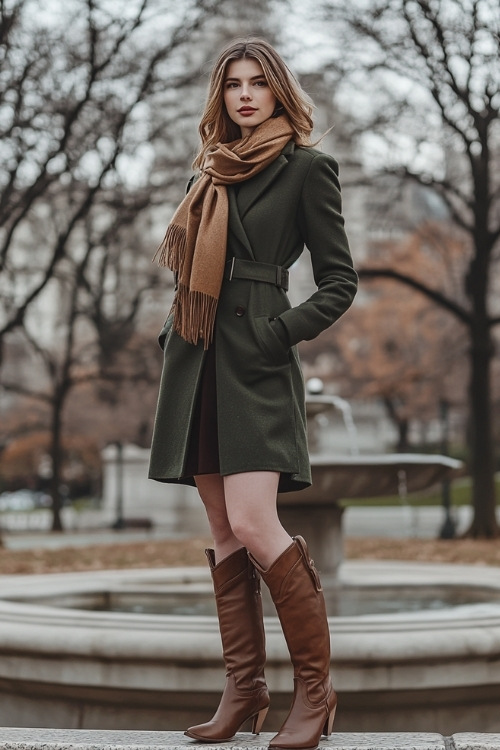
[148,141,358,493]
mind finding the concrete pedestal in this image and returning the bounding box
[278,502,344,582]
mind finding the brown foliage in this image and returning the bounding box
[0,431,100,488]
[305,223,469,425]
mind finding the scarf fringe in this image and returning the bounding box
[153,224,187,271]
[173,284,218,349]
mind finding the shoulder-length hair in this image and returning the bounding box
[193,38,314,170]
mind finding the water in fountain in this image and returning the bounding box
[305,377,360,456]
[39,582,500,618]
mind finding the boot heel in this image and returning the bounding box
[322,705,336,737]
[252,706,269,734]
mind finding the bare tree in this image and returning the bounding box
[0,194,162,529]
[322,0,500,536]
[0,0,223,348]
[0,0,292,530]
[0,0,225,529]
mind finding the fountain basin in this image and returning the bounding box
[277,454,463,580]
[0,561,499,733]
[288,454,463,503]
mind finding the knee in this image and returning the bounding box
[209,513,234,541]
[227,511,260,550]
[196,500,229,544]
[200,499,230,534]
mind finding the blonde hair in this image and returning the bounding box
[193,38,314,170]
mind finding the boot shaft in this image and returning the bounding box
[206,546,266,686]
[250,537,331,689]
[251,538,336,749]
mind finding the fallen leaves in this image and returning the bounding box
[0,535,498,576]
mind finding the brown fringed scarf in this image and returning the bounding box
[154,115,294,348]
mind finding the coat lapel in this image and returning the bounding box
[228,186,253,257]
[227,140,295,260]
[237,140,295,219]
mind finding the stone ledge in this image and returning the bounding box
[0,731,499,750]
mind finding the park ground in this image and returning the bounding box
[0,534,499,575]
[1,478,499,575]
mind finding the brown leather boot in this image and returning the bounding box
[250,536,336,750]
[184,546,269,741]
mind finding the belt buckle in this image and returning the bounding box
[278,266,289,291]
[228,257,236,281]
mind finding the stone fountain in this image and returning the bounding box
[278,388,463,581]
[2,387,494,735]
[0,562,499,733]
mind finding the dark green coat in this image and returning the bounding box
[148,141,358,493]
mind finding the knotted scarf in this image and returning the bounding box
[155,115,294,348]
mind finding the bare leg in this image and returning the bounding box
[223,471,292,569]
[194,473,242,563]
[187,473,270,741]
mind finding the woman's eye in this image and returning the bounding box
[255,80,267,87]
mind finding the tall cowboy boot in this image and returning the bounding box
[185,546,270,741]
[250,536,336,750]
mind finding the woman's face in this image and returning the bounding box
[223,57,277,137]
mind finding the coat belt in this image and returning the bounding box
[224,258,289,292]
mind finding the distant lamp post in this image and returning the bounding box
[306,377,324,395]
[439,399,456,539]
[112,441,125,530]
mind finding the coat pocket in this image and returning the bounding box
[253,315,290,367]
[158,313,174,351]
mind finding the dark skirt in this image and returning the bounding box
[183,342,220,477]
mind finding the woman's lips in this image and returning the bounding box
[238,107,257,116]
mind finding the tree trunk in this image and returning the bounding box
[50,392,64,532]
[383,397,410,452]
[464,149,498,538]
[465,320,498,537]
[396,419,410,453]
[0,443,4,545]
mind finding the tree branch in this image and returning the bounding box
[358,267,472,325]
[393,166,474,231]
[0,381,52,403]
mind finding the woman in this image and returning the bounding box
[149,38,357,749]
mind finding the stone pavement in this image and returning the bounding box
[0,731,499,750]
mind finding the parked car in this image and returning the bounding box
[0,490,51,511]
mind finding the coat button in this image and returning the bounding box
[235,306,246,317]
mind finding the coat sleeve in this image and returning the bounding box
[277,151,358,347]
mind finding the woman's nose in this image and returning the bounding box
[240,85,252,100]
